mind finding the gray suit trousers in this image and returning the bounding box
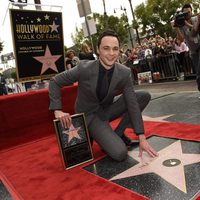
[88,91,151,161]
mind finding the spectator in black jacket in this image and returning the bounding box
[0,73,8,95]
[79,43,96,60]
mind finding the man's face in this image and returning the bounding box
[183,7,192,20]
[97,36,119,69]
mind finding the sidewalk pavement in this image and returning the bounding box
[135,80,200,125]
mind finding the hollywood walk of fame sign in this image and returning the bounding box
[54,113,93,170]
[84,136,200,200]
[10,9,65,82]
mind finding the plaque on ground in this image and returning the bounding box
[83,136,200,200]
[54,113,93,169]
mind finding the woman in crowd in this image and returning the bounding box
[79,42,96,60]
[65,49,79,70]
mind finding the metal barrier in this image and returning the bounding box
[150,54,179,79]
[173,52,195,76]
[126,52,195,83]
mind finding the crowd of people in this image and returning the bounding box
[65,34,196,85]
[119,34,195,79]
[65,34,194,85]
[64,3,199,87]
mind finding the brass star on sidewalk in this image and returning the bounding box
[62,124,81,143]
[110,140,200,193]
[33,45,61,74]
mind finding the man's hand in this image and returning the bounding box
[184,20,193,28]
[175,27,185,43]
[138,134,158,158]
[54,110,72,128]
[191,13,200,34]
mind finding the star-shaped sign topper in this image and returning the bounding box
[62,124,81,143]
[33,45,62,74]
[49,21,59,33]
[110,140,200,193]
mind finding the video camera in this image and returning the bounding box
[173,11,189,27]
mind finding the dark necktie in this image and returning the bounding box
[99,70,109,101]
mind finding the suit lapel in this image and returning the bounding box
[90,60,99,100]
[107,63,118,94]
[101,63,119,103]
[89,61,120,103]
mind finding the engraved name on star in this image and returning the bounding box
[62,124,81,143]
[33,45,61,74]
[110,140,200,193]
[49,21,59,33]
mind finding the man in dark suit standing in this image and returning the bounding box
[49,30,158,161]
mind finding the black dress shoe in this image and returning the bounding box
[121,134,139,147]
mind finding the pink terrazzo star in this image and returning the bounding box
[33,45,61,74]
[110,140,200,193]
[142,114,174,122]
[62,124,81,143]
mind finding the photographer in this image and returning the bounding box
[175,4,200,92]
[194,13,200,34]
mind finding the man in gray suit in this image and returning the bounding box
[49,30,158,161]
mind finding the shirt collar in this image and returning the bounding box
[99,62,115,73]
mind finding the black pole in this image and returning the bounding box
[128,0,140,45]
[102,0,108,29]
[81,0,95,53]
[34,0,42,10]
[123,8,134,48]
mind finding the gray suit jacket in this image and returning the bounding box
[49,60,144,134]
